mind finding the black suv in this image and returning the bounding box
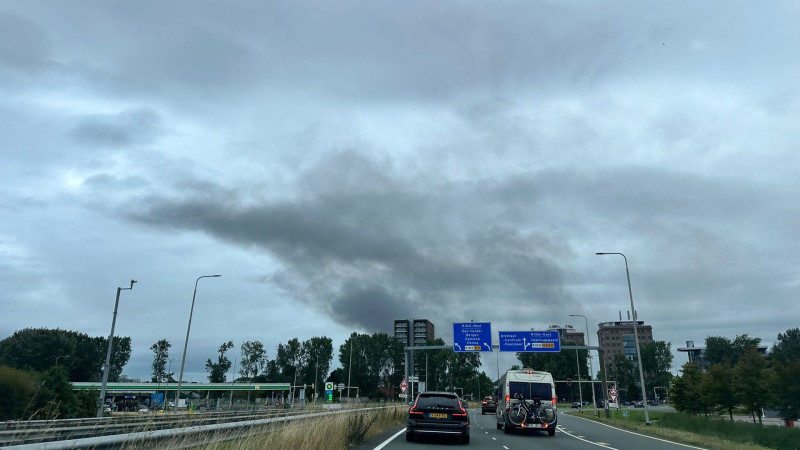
[407,391,470,444]
[481,396,497,415]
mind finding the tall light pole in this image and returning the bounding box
[98,279,136,417]
[596,252,650,424]
[55,355,69,367]
[175,274,220,412]
[314,352,319,404]
[162,358,175,410]
[570,314,598,416]
[565,339,583,409]
[347,337,353,401]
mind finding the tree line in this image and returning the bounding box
[163,333,490,401]
[0,328,131,420]
[671,328,800,424]
[517,339,675,404]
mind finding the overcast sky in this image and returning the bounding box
[2,1,798,383]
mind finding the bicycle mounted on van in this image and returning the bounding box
[495,369,558,436]
[507,392,556,427]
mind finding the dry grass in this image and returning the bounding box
[199,405,407,450]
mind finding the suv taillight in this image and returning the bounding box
[409,398,423,416]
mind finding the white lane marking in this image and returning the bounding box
[371,427,406,450]
[567,415,709,449]
[492,437,497,440]
[502,446,509,449]
[558,425,620,449]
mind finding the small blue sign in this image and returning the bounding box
[453,322,493,352]
[498,330,561,352]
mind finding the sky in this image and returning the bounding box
[2,0,798,384]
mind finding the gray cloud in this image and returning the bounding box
[69,108,163,148]
[2,0,799,381]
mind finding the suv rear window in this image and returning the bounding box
[416,394,460,409]
[509,381,551,400]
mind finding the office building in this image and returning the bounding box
[547,324,585,346]
[677,340,768,372]
[394,319,435,347]
[597,320,653,378]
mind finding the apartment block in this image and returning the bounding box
[597,320,653,376]
[394,319,435,347]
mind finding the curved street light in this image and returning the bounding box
[175,275,221,412]
[97,279,136,417]
[570,314,598,416]
[596,252,650,425]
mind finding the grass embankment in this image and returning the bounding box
[197,405,406,450]
[569,409,799,450]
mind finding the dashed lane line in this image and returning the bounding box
[558,425,620,449]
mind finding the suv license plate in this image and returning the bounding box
[429,413,447,419]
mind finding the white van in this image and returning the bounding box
[495,369,557,436]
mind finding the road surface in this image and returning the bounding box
[363,408,707,450]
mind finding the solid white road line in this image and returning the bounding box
[372,427,407,450]
[566,415,708,449]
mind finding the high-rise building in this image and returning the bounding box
[597,320,653,378]
[394,319,435,347]
[547,324,585,346]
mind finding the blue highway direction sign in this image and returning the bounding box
[453,322,493,352]
[498,330,561,352]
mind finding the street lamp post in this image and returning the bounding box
[55,355,69,367]
[175,275,221,412]
[314,352,319,404]
[596,252,650,424]
[162,358,174,410]
[566,340,583,410]
[97,279,136,418]
[347,338,353,401]
[570,314,598,416]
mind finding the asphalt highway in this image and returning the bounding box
[362,408,707,450]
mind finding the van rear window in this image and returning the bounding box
[509,381,551,400]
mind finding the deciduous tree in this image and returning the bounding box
[733,348,773,424]
[205,341,234,383]
[239,340,267,380]
[150,339,171,383]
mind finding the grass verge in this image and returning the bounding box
[197,405,406,450]
[567,409,799,450]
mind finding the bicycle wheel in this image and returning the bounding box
[507,405,526,426]
[537,405,557,425]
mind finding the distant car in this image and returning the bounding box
[596,400,604,409]
[407,391,470,444]
[648,400,659,406]
[138,407,149,414]
[622,401,631,407]
[481,396,497,415]
[633,401,644,408]
[571,401,581,408]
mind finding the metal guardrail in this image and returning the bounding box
[2,405,396,449]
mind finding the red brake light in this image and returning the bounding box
[453,403,467,417]
[409,397,423,416]
[552,397,557,406]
